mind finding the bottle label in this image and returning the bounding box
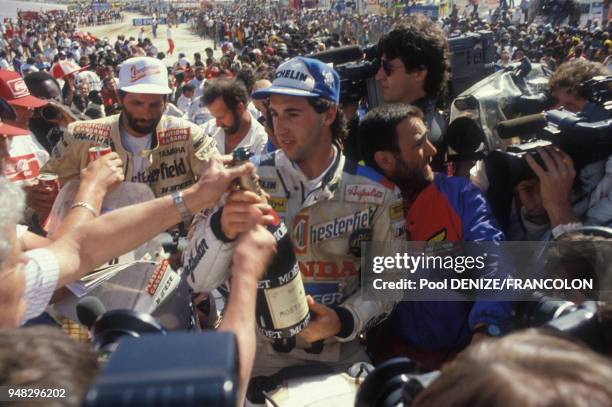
[264,271,309,330]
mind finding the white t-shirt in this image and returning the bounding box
[201,112,268,156]
[167,28,173,39]
[120,126,152,183]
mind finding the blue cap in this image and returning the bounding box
[252,57,340,103]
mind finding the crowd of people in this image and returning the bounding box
[0,1,612,406]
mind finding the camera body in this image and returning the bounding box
[83,308,239,407]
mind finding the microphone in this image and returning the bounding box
[307,45,364,65]
[76,296,106,329]
[496,113,547,139]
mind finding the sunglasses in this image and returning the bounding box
[380,59,395,76]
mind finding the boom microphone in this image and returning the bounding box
[76,296,106,329]
[496,113,547,139]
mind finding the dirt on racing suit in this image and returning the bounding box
[41,114,218,197]
[182,147,406,368]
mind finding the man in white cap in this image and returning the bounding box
[42,56,218,198]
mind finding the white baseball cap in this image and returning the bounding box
[118,57,171,95]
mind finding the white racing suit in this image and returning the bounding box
[42,114,218,198]
[183,148,405,375]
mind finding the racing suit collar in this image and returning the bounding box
[275,145,344,205]
[118,112,161,157]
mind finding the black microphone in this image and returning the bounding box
[307,45,363,65]
[496,113,547,139]
[76,296,106,329]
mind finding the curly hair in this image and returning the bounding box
[377,14,451,100]
[548,59,610,99]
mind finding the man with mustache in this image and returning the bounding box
[200,78,267,156]
[42,57,218,198]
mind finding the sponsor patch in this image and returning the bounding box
[427,228,448,243]
[389,202,403,221]
[158,128,190,145]
[310,207,375,243]
[348,228,372,257]
[260,178,278,192]
[304,283,343,306]
[3,153,39,183]
[345,184,385,204]
[292,214,309,255]
[158,146,186,158]
[72,122,112,141]
[269,197,287,213]
[130,64,161,83]
[194,137,217,161]
[131,158,188,184]
[299,260,358,280]
[6,77,29,98]
[393,221,405,238]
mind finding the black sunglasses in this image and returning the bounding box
[381,59,394,76]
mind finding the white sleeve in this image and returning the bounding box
[183,209,236,293]
[21,248,60,323]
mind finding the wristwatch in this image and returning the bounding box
[473,324,502,337]
[171,191,192,224]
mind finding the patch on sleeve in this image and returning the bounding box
[158,127,190,145]
[193,136,218,161]
[389,202,404,221]
[71,122,112,144]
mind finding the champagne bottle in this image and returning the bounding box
[231,148,310,350]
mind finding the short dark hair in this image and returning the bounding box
[378,14,451,99]
[182,83,195,93]
[23,71,61,95]
[235,67,256,95]
[358,104,424,174]
[306,97,347,147]
[201,78,248,111]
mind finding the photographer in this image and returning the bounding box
[375,14,451,171]
[515,62,611,241]
[548,60,609,113]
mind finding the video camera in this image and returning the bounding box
[307,30,496,108]
[308,44,383,106]
[483,75,612,229]
[76,297,239,407]
[515,292,612,355]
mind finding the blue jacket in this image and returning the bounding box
[389,173,512,351]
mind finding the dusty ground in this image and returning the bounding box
[84,12,219,65]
